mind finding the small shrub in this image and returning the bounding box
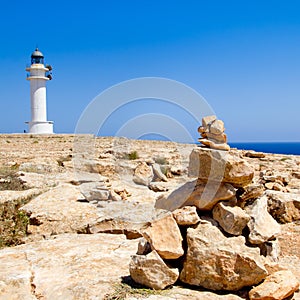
[126,151,139,160]
[154,157,168,165]
[104,282,166,300]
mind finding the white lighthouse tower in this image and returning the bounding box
[26,48,54,134]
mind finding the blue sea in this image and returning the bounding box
[229,142,300,155]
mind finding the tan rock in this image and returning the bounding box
[202,115,216,127]
[172,206,200,226]
[183,180,236,210]
[155,179,235,211]
[20,184,100,238]
[202,132,227,143]
[143,213,184,259]
[266,190,300,223]
[0,233,137,300]
[199,138,230,151]
[246,196,281,244]
[237,184,264,204]
[245,151,265,158]
[249,270,299,300]
[209,119,225,135]
[129,250,179,290]
[189,148,254,187]
[137,237,151,255]
[212,201,250,235]
[152,163,168,182]
[180,222,267,291]
[265,182,274,190]
[133,162,154,186]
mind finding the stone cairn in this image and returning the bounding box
[129,116,299,299]
[198,115,230,151]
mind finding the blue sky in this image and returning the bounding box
[0,0,299,142]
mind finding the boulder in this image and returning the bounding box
[133,162,154,186]
[266,190,300,223]
[249,270,299,300]
[183,180,236,210]
[212,201,250,235]
[189,148,254,188]
[180,222,268,291]
[172,206,200,226]
[155,179,235,211]
[245,196,281,244]
[142,213,184,259]
[129,250,179,290]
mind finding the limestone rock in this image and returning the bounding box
[172,206,200,226]
[0,233,137,300]
[152,163,168,182]
[202,115,217,127]
[155,179,235,211]
[199,139,230,151]
[259,239,280,262]
[142,213,184,259]
[212,201,250,235]
[129,250,179,290]
[80,181,110,201]
[20,184,100,238]
[137,237,152,255]
[133,162,154,186]
[245,151,265,158]
[180,222,268,291]
[202,132,227,143]
[249,270,299,300]
[266,190,300,223]
[245,196,281,244]
[189,148,254,188]
[149,182,168,192]
[183,180,236,210]
[237,184,264,205]
[210,119,225,135]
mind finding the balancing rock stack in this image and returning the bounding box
[129,116,300,299]
[198,115,230,151]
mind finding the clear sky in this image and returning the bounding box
[0,0,299,142]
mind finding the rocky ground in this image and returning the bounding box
[0,134,299,300]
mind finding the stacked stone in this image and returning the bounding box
[129,145,300,299]
[198,115,230,151]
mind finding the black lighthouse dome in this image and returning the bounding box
[31,48,44,64]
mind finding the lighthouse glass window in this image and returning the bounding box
[32,57,44,64]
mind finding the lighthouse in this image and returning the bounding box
[26,48,54,134]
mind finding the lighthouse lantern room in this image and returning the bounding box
[26,48,54,134]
